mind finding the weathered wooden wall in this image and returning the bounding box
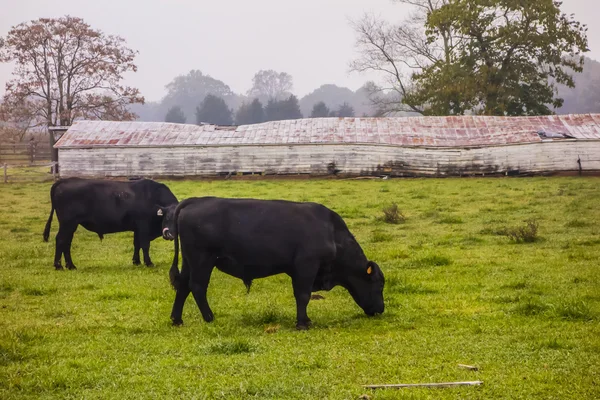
[57,140,600,178]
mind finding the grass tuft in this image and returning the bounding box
[22,287,57,296]
[553,300,595,321]
[414,254,452,267]
[537,338,571,350]
[380,203,405,224]
[502,219,539,243]
[437,215,463,224]
[371,230,393,243]
[207,340,256,355]
[0,343,27,366]
[513,298,548,316]
[242,309,283,326]
[565,219,589,228]
[98,291,132,301]
[385,276,437,294]
[503,280,528,290]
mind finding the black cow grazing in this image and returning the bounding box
[160,197,385,330]
[43,178,178,270]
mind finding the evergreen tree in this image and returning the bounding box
[165,106,186,123]
[235,99,265,125]
[281,95,303,120]
[264,95,303,121]
[334,102,355,117]
[195,94,233,125]
[310,101,331,118]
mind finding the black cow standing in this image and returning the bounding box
[160,197,385,330]
[43,178,178,270]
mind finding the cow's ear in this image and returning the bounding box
[366,261,377,275]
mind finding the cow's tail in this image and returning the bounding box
[169,202,184,290]
[169,233,180,290]
[43,181,59,242]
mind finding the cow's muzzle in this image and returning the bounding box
[365,305,384,317]
[162,228,174,241]
[366,311,382,317]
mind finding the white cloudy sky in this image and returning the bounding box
[0,0,598,102]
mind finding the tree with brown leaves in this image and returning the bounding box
[0,16,144,161]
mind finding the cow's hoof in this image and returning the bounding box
[171,319,184,326]
[65,264,77,270]
[54,264,64,270]
[202,313,214,323]
[132,259,141,266]
[145,263,155,268]
[296,318,311,330]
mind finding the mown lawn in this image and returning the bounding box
[0,177,599,399]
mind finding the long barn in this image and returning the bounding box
[54,115,600,178]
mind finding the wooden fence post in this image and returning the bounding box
[29,140,36,165]
[3,163,7,183]
[52,162,58,180]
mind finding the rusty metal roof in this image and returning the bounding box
[54,114,600,149]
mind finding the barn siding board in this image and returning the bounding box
[57,141,600,178]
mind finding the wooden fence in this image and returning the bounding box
[2,162,58,183]
[1,141,56,183]
[0,141,52,165]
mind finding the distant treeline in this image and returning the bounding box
[133,56,600,126]
[130,69,416,125]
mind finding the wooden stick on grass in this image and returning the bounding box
[364,381,483,389]
[458,364,479,371]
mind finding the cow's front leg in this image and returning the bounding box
[292,259,319,330]
[188,253,216,322]
[132,230,141,265]
[136,223,154,267]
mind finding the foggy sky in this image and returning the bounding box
[1,0,598,102]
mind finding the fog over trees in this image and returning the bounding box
[131,73,387,124]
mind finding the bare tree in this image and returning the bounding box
[0,99,42,141]
[247,70,294,101]
[0,16,144,160]
[350,0,457,115]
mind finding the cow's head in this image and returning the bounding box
[344,260,385,317]
[157,204,178,240]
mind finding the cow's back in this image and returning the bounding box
[177,197,337,268]
[51,178,176,235]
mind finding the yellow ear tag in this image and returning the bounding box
[367,266,373,275]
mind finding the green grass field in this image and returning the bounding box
[1,177,599,399]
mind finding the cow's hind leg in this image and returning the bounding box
[132,230,141,265]
[188,253,217,323]
[56,223,78,270]
[292,257,320,330]
[170,256,191,326]
[53,231,64,270]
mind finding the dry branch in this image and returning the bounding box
[364,381,483,389]
[458,364,479,371]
